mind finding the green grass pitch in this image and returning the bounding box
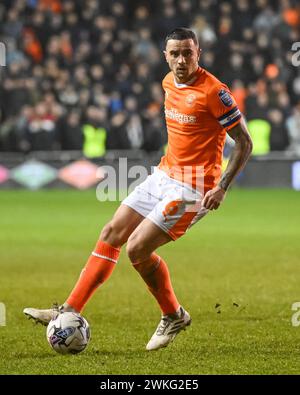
[0,188,300,375]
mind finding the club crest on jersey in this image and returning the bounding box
[218,89,233,107]
[185,93,197,108]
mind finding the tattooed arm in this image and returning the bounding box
[202,117,253,210]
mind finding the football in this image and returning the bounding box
[46,312,90,355]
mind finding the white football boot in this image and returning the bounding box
[23,303,62,326]
[146,306,191,351]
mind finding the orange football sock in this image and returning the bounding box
[66,240,120,312]
[134,253,180,315]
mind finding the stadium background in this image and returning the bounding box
[0,0,300,375]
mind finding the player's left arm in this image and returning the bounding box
[202,117,253,210]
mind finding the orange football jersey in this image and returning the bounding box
[158,66,241,192]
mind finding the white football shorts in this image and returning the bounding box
[122,167,209,240]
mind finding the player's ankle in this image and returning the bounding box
[164,305,182,319]
[62,302,79,314]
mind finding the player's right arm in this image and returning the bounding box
[218,117,253,191]
[202,117,252,210]
[202,81,253,210]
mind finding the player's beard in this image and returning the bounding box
[175,65,196,83]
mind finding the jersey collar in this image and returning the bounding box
[173,67,201,88]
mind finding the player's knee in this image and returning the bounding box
[126,238,147,264]
[126,240,140,263]
[100,222,125,248]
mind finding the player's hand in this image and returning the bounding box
[202,186,226,210]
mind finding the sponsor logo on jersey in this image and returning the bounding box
[165,108,197,124]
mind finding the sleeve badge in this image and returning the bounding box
[218,89,233,107]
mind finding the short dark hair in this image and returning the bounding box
[165,27,199,47]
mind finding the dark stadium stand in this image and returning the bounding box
[0,0,299,189]
[1,0,300,154]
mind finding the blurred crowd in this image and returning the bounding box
[0,0,300,156]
